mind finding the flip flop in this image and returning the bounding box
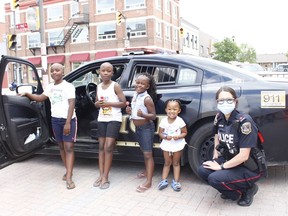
[136,171,146,179]
[62,173,73,181]
[100,181,110,190]
[136,185,150,193]
[66,180,76,190]
[93,178,101,187]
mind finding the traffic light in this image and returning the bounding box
[11,0,20,10]
[179,27,184,38]
[8,34,17,50]
[116,11,122,26]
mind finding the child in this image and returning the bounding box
[94,62,126,189]
[126,73,157,193]
[158,99,187,192]
[21,63,77,190]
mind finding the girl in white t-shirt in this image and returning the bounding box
[158,99,187,192]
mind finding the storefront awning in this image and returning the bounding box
[47,55,65,64]
[27,57,41,65]
[70,53,90,62]
[95,51,117,59]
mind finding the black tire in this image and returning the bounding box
[188,123,215,179]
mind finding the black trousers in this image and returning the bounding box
[197,157,262,200]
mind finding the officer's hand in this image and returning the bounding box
[203,160,221,171]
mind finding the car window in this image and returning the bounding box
[178,67,197,85]
[2,62,39,95]
[71,71,100,88]
[128,64,177,87]
[70,64,125,88]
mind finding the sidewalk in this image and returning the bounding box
[0,155,287,216]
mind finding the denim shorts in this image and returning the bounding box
[136,122,155,152]
[97,121,121,138]
[52,117,77,143]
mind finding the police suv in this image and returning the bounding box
[0,54,288,177]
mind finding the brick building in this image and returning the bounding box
[4,0,186,82]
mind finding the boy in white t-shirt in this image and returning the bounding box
[21,63,77,190]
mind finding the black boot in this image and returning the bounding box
[237,184,258,206]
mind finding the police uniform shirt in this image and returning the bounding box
[213,110,258,150]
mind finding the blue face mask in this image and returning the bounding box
[217,101,235,115]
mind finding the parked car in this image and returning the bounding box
[1,54,288,177]
[275,63,288,72]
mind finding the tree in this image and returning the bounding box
[237,44,257,63]
[212,37,240,63]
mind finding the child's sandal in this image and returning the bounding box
[158,179,168,190]
[171,179,181,192]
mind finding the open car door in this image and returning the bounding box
[0,55,50,168]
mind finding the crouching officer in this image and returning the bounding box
[198,86,267,207]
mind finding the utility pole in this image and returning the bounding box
[38,0,49,88]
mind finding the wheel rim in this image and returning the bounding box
[199,136,215,162]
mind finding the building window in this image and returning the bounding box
[191,35,194,49]
[165,0,170,15]
[70,2,79,18]
[125,0,145,10]
[165,25,171,40]
[172,4,177,19]
[126,20,146,38]
[173,28,178,42]
[47,5,63,21]
[96,0,115,14]
[156,21,162,38]
[48,30,64,46]
[200,45,204,54]
[72,62,83,70]
[72,25,89,43]
[27,32,41,48]
[185,32,190,47]
[155,0,162,10]
[16,35,21,50]
[97,23,116,40]
[10,12,20,28]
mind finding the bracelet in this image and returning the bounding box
[221,163,225,170]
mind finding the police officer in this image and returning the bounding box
[198,86,264,207]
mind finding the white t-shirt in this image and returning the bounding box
[43,80,76,119]
[159,116,187,152]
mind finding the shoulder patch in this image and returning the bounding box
[241,122,252,135]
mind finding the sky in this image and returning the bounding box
[180,0,287,54]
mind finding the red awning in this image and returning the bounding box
[27,57,41,65]
[47,55,65,64]
[70,53,90,62]
[95,51,117,59]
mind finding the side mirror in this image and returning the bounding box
[16,85,37,94]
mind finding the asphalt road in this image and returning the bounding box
[0,154,287,216]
